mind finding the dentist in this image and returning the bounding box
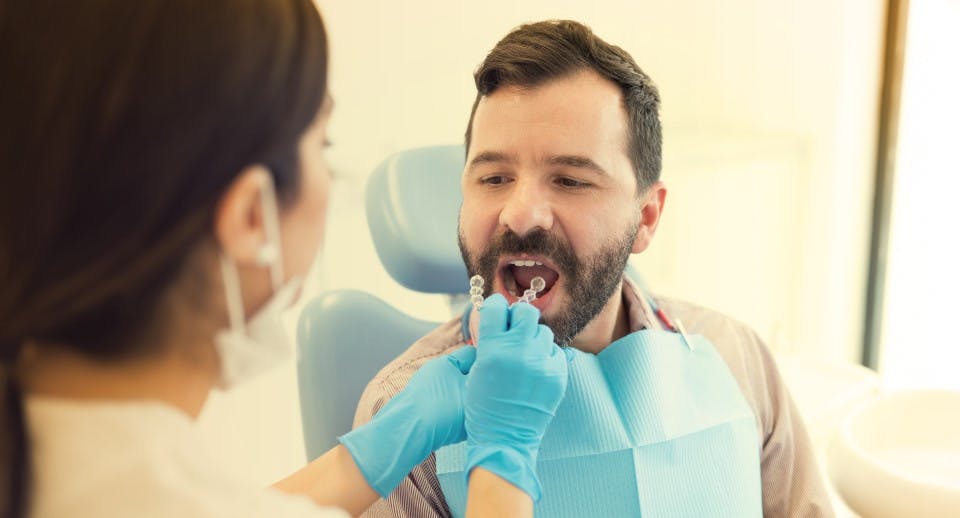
[0,1,569,517]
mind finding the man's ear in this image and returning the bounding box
[631,181,667,254]
[214,166,272,266]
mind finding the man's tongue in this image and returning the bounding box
[512,264,559,292]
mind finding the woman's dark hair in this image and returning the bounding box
[464,20,662,190]
[0,0,328,515]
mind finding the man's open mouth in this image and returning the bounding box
[497,256,561,302]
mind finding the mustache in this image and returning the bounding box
[489,229,564,257]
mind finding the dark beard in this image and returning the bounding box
[458,225,637,347]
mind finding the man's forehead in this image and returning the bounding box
[468,72,631,175]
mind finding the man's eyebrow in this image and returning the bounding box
[468,151,515,170]
[546,155,608,176]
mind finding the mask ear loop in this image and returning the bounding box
[220,254,246,335]
[258,173,284,291]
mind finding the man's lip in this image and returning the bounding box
[495,254,561,273]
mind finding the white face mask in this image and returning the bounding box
[214,174,302,389]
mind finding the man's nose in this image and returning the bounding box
[498,179,554,236]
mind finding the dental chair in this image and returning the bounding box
[296,145,467,459]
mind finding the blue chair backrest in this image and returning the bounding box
[297,291,441,458]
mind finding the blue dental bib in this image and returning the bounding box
[436,330,762,517]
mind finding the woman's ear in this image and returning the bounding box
[631,181,667,254]
[214,166,272,266]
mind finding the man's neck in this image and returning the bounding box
[569,282,630,355]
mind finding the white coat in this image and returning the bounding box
[25,397,348,518]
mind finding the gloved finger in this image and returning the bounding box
[446,346,477,374]
[478,293,509,338]
[522,322,556,359]
[548,344,572,374]
[534,323,555,350]
[507,301,541,337]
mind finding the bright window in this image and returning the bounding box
[879,0,960,390]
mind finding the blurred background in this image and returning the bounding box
[194,0,959,512]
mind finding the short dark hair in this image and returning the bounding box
[464,20,662,189]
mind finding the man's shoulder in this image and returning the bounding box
[353,316,466,427]
[652,296,779,418]
[653,296,767,357]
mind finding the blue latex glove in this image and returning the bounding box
[339,346,477,497]
[464,294,571,501]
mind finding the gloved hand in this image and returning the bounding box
[465,294,571,501]
[339,346,477,497]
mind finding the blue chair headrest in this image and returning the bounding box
[366,145,469,294]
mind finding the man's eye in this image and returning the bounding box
[557,177,589,188]
[480,176,509,185]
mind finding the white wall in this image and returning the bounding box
[197,0,887,485]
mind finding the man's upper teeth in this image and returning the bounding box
[510,260,543,267]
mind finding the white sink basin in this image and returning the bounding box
[828,390,960,518]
